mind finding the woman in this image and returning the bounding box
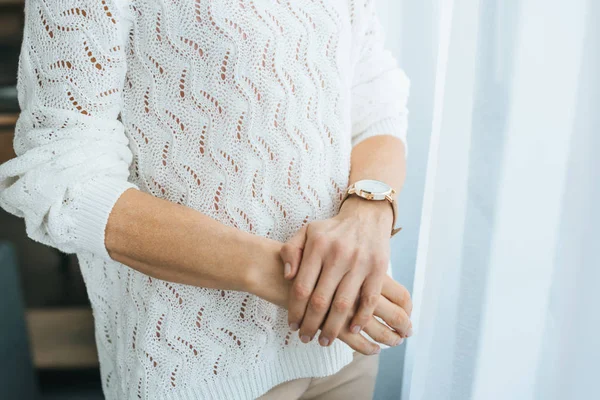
[0,0,412,398]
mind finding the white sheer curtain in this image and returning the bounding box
[403,0,600,399]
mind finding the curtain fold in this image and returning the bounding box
[405,0,599,399]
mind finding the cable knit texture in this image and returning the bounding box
[0,0,409,399]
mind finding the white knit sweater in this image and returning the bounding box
[0,0,409,398]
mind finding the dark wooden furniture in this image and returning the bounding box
[27,308,98,369]
[0,113,17,163]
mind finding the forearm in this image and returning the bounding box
[349,134,406,190]
[342,135,406,224]
[105,188,290,306]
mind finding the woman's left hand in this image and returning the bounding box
[280,196,402,346]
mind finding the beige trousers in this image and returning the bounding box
[258,352,380,400]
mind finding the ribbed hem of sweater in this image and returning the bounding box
[72,177,139,262]
[162,341,354,400]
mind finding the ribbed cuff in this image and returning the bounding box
[351,117,409,158]
[72,177,139,262]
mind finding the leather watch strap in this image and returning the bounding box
[389,197,402,237]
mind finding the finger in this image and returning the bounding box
[317,271,363,347]
[382,277,413,317]
[349,272,384,334]
[280,224,308,279]
[287,233,324,334]
[362,317,404,347]
[374,295,412,337]
[338,329,381,356]
[298,257,348,345]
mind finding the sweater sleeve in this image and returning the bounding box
[0,0,139,261]
[350,2,410,156]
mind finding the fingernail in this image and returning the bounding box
[395,338,404,346]
[289,322,299,331]
[351,325,361,334]
[372,347,381,355]
[407,328,414,337]
[319,337,330,347]
[300,335,311,343]
[284,262,291,277]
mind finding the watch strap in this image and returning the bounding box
[340,184,402,237]
[388,194,402,237]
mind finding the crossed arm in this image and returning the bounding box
[104,133,412,355]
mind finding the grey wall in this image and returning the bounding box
[374,2,438,399]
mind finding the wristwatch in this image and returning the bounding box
[339,179,402,237]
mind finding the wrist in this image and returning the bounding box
[242,236,290,309]
[338,195,394,231]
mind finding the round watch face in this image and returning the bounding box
[354,179,391,195]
